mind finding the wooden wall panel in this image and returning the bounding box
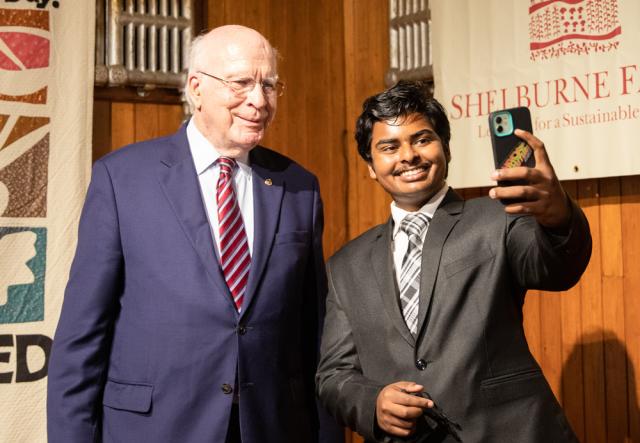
[557,179,586,442]
[504,177,640,443]
[599,177,628,443]
[133,103,161,142]
[343,0,391,241]
[579,180,607,443]
[110,102,135,149]
[540,290,564,400]
[92,101,183,154]
[92,100,111,162]
[621,177,640,442]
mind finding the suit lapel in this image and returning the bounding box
[241,149,284,319]
[157,127,235,310]
[371,219,416,347]
[416,189,464,340]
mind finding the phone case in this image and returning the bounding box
[488,107,535,177]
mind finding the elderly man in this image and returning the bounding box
[48,25,340,443]
[316,81,591,442]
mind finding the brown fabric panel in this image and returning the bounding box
[0,114,8,132]
[0,87,48,104]
[0,133,48,217]
[1,116,49,150]
[0,8,49,30]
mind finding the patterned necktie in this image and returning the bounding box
[216,157,250,312]
[398,212,431,335]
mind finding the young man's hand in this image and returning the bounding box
[489,129,571,229]
[375,381,433,437]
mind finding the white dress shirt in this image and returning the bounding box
[186,119,254,257]
[391,183,448,286]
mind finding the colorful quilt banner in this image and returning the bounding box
[432,0,640,188]
[0,0,94,441]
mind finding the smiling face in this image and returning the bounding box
[367,113,449,211]
[188,26,277,157]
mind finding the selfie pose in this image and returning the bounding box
[316,81,591,442]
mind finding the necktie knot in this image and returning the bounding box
[400,212,430,239]
[218,157,237,176]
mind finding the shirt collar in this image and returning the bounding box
[391,183,449,239]
[186,119,251,176]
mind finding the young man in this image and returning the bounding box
[316,81,591,442]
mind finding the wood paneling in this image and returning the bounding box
[92,101,183,154]
[92,100,111,162]
[621,177,640,442]
[559,180,586,442]
[343,0,391,241]
[110,102,135,149]
[580,180,607,443]
[519,176,640,443]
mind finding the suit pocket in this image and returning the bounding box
[480,368,544,406]
[274,230,310,245]
[103,379,153,413]
[443,247,495,278]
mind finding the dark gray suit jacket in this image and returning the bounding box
[316,189,591,442]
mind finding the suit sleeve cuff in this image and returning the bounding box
[542,197,589,257]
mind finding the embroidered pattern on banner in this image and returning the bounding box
[0,8,50,218]
[529,0,621,61]
[0,7,49,326]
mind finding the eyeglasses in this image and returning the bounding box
[198,71,285,98]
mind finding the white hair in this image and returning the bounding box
[184,33,208,113]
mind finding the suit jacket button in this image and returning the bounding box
[221,383,233,394]
[416,359,427,371]
[237,326,247,335]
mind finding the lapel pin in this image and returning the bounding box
[264,178,273,186]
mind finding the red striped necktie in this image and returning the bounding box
[216,157,250,312]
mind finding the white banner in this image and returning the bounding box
[432,0,640,188]
[0,0,94,441]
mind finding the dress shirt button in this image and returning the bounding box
[237,326,247,335]
[221,383,233,394]
[415,359,427,371]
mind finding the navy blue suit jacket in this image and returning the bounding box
[47,126,339,442]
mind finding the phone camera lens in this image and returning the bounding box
[497,125,503,133]
[496,116,503,124]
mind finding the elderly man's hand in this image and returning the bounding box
[489,129,571,228]
[375,381,433,438]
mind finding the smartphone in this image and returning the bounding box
[488,107,535,187]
